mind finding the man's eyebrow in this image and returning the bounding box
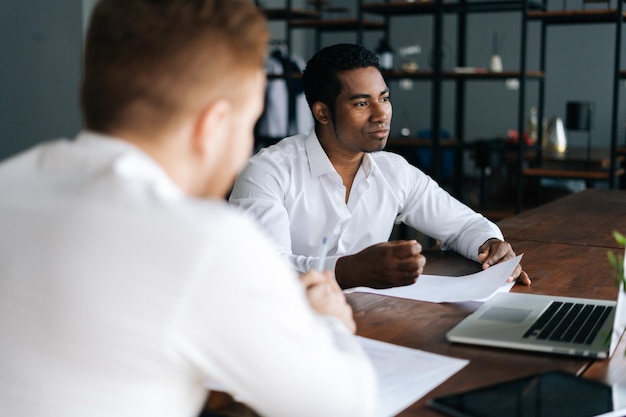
[349,89,390,100]
[349,93,372,100]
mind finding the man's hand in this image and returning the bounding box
[334,240,426,289]
[478,238,531,286]
[300,270,356,333]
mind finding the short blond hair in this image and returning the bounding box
[81,0,268,135]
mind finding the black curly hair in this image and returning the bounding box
[302,44,380,126]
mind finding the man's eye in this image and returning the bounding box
[355,101,368,107]
[382,96,391,102]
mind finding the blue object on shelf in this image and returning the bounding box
[415,129,455,182]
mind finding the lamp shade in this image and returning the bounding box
[565,101,593,131]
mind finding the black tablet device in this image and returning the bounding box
[427,370,622,417]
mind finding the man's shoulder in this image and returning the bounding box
[245,134,309,176]
[0,139,71,184]
[254,134,307,159]
[368,150,432,190]
[185,201,287,264]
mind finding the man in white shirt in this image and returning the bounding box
[0,3,376,417]
[230,43,530,290]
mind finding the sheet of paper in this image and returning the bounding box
[349,254,522,303]
[358,336,468,417]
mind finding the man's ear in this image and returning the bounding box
[312,102,330,125]
[193,99,232,159]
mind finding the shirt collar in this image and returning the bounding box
[305,130,336,179]
[361,152,375,177]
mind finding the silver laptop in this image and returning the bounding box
[447,292,625,359]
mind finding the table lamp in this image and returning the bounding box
[565,101,594,164]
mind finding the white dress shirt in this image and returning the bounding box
[0,131,376,417]
[229,131,503,274]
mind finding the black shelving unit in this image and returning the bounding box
[517,3,625,211]
[361,0,545,205]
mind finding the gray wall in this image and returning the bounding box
[2,0,624,165]
[0,1,85,161]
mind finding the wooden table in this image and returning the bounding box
[348,189,626,416]
[349,245,622,416]
[205,190,626,417]
[499,189,626,248]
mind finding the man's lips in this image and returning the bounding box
[368,129,390,139]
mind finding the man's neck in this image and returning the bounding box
[317,130,364,203]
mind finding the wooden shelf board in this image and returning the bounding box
[323,6,350,13]
[522,167,625,180]
[362,1,438,15]
[527,9,626,24]
[266,72,303,80]
[362,0,544,15]
[261,8,319,20]
[444,70,544,79]
[289,18,385,30]
[381,70,544,79]
[538,148,624,168]
[387,137,459,147]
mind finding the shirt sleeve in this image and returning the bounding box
[229,152,320,273]
[172,215,377,417]
[396,161,504,261]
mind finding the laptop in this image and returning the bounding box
[447,291,625,358]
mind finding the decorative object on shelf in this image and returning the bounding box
[398,78,414,91]
[565,100,594,164]
[545,116,568,154]
[399,110,412,137]
[525,106,539,144]
[489,55,503,72]
[488,31,504,73]
[398,43,421,73]
[415,129,455,183]
[375,37,394,70]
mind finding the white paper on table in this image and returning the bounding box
[358,336,469,417]
[347,254,523,303]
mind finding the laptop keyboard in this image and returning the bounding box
[522,301,614,345]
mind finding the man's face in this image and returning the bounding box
[329,66,392,154]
